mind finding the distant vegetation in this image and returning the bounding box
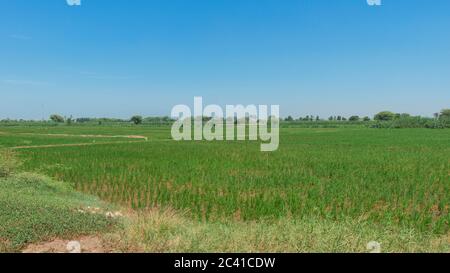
[0,116,174,127]
[130,115,143,125]
[1,109,449,129]
[283,109,450,129]
[49,114,65,123]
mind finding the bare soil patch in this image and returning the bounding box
[11,141,139,150]
[22,236,108,253]
[19,132,148,140]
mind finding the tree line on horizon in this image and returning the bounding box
[283,109,450,129]
[284,109,450,122]
[1,109,449,128]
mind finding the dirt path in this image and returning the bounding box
[17,132,148,141]
[10,140,145,150]
[1,132,151,150]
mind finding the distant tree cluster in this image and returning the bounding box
[45,114,174,126]
[130,115,143,125]
[50,114,65,123]
[371,109,450,129]
[284,115,320,122]
[281,109,450,129]
[440,109,450,119]
[284,115,369,122]
[2,110,449,129]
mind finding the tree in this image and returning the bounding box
[50,114,65,123]
[285,116,294,122]
[440,109,450,119]
[130,115,143,125]
[374,111,395,121]
[399,113,411,119]
[66,115,73,125]
[76,118,91,123]
[363,116,371,122]
[349,116,360,121]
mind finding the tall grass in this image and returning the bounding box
[104,208,449,253]
[0,150,20,178]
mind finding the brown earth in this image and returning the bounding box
[11,141,141,150]
[22,236,108,253]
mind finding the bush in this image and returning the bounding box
[130,115,143,125]
[0,150,20,178]
[50,114,65,123]
[440,109,450,119]
[370,116,450,129]
[374,111,395,121]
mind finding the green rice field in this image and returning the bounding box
[1,126,449,236]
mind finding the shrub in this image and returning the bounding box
[440,109,450,119]
[370,116,449,129]
[374,111,395,121]
[130,115,143,125]
[50,114,65,123]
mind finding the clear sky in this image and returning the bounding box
[1,0,449,119]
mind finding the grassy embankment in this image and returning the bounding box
[0,150,116,252]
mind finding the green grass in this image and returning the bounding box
[1,126,449,252]
[0,171,116,252]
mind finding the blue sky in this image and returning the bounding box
[1,0,449,119]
